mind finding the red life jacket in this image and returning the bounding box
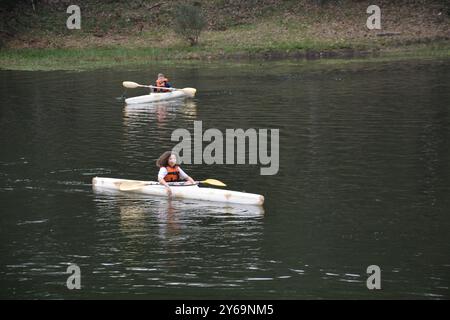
[156,77,170,92]
[164,165,180,182]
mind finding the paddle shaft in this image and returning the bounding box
[122,81,196,98]
[141,181,205,187]
[133,84,178,91]
[119,179,225,191]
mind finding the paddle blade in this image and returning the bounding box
[200,179,226,187]
[123,81,141,89]
[181,87,197,98]
[119,181,148,191]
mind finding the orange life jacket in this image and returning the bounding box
[156,77,170,92]
[164,165,180,182]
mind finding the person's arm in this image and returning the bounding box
[178,167,195,185]
[185,176,195,185]
[157,168,172,195]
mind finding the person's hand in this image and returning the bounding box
[165,186,172,197]
[186,178,196,185]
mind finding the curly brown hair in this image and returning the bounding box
[156,151,177,167]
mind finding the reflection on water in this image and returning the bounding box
[122,100,197,143]
[123,99,198,127]
[94,188,265,220]
[120,100,198,175]
[89,191,266,297]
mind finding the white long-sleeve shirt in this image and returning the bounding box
[157,167,189,181]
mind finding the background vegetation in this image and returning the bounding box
[0,0,448,69]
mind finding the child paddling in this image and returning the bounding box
[154,73,172,92]
[156,151,195,196]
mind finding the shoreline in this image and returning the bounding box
[1,41,449,72]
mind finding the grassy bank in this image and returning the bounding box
[1,0,449,71]
[1,41,449,71]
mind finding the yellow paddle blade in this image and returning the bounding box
[200,179,226,187]
[181,87,197,98]
[119,181,149,191]
[122,81,141,89]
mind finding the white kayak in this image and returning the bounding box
[92,177,264,206]
[125,88,196,104]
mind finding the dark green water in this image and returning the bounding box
[1,59,449,299]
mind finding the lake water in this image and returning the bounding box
[1,58,449,299]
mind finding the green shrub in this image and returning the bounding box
[173,4,206,46]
